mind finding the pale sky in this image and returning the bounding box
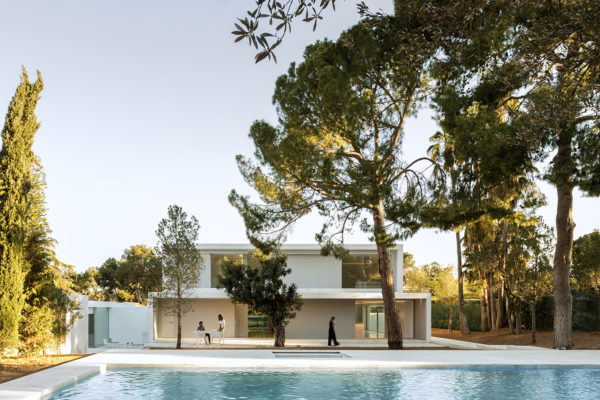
[0,0,597,272]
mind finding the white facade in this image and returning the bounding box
[88,301,152,347]
[150,244,431,341]
[59,294,89,354]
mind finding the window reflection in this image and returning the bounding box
[342,255,380,288]
[210,253,260,288]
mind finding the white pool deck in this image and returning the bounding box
[1,338,599,400]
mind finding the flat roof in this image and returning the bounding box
[150,288,426,300]
[197,243,403,254]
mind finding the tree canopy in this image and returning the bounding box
[155,205,204,349]
[0,69,44,352]
[218,251,302,347]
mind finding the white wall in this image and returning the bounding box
[414,295,431,341]
[398,300,414,339]
[60,294,88,354]
[284,254,341,288]
[286,299,355,339]
[155,298,236,339]
[393,245,404,292]
[108,306,152,344]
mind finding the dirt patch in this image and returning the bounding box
[432,328,600,349]
[0,354,88,384]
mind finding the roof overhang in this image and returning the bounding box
[196,243,402,255]
[150,288,429,301]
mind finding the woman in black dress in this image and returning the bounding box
[328,316,340,346]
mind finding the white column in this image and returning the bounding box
[394,244,404,292]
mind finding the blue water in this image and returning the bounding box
[45,367,600,399]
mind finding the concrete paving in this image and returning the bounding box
[1,339,599,400]
[144,337,445,349]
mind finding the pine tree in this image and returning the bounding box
[0,68,43,352]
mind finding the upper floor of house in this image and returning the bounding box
[195,244,404,292]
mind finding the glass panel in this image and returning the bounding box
[210,254,259,288]
[365,305,385,338]
[342,255,381,288]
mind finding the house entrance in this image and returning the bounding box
[355,301,386,338]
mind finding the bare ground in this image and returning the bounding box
[0,355,87,384]
[432,327,600,350]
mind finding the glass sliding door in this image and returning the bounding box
[366,305,385,338]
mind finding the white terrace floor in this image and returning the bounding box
[1,338,599,400]
[145,337,446,349]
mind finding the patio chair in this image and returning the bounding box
[211,329,224,345]
[193,330,210,345]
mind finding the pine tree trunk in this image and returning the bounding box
[531,292,537,344]
[448,304,453,332]
[496,282,504,329]
[456,231,469,333]
[489,275,496,331]
[176,304,182,350]
[486,285,493,331]
[515,297,522,334]
[480,286,489,332]
[597,289,600,332]
[553,176,574,349]
[496,219,508,330]
[373,205,403,349]
[505,284,514,334]
[176,272,182,350]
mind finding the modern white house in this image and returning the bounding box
[149,244,431,342]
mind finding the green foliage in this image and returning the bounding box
[97,257,120,301]
[217,250,302,347]
[430,266,457,306]
[231,21,441,252]
[92,245,162,304]
[18,303,54,356]
[520,291,600,332]
[118,245,162,304]
[233,0,338,62]
[432,301,481,332]
[155,205,203,296]
[69,267,103,300]
[572,230,600,293]
[0,68,43,352]
[20,159,79,354]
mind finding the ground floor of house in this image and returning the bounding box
[150,290,431,341]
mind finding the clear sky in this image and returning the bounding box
[0,0,597,272]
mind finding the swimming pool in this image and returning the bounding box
[45,366,600,399]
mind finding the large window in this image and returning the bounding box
[210,253,259,288]
[342,255,380,288]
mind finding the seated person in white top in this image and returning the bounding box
[197,321,211,344]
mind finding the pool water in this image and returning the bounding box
[45,367,600,399]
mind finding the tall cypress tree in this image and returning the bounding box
[0,68,43,352]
